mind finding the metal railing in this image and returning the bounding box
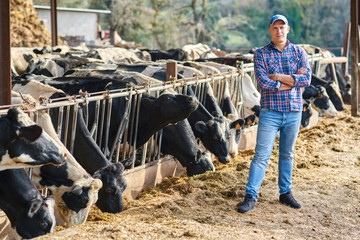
[4,71,242,171]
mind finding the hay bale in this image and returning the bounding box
[10,0,66,47]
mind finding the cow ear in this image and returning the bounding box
[195,121,207,133]
[28,199,42,218]
[212,111,222,118]
[18,125,43,142]
[245,115,256,126]
[230,119,245,129]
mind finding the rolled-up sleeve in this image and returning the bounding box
[254,49,281,92]
[291,48,312,88]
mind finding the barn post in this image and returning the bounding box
[351,0,359,116]
[342,22,351,75]
[0,0,11,106]
[50,0,58,47]
[166,62,177,82]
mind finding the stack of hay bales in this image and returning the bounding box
[10,0,66,47]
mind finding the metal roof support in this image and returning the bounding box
[51,0,58,47]
[351,0,359,116]
[0,0,11,106]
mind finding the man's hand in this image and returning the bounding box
[268,73,283,81]
[278,83,292,91]
[296,67,308,75]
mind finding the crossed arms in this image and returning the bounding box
[269,67,308,91]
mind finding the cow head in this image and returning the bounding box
[227,118,245,157]
[301,101,313,128]
[92,162,127,213]
[312,86,337,117]
[0,107,65,170]
[194,118,230,164]
[15,197,56,239]
[324,81,345,111]
[186,150,215,176]
[56,178,102,226]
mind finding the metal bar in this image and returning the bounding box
[69,105,78,154]
[103,98,113,156]
[132,94,142,168]
[56,106,64,139]
[108,94,132,161]
[98,99,107,148]
[91,100,101,141]
[62,105,71,147]
[50,0,58,47]
[0,0,11,106]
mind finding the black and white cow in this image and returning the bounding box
[301,100,313,128]
[311,74,345,111]
[161,120,215,176]
[242,73,261,117]
[302,84,337,117]
[0,169,56,239]
[0,107,65,171]
[12,83,127,215]
[32,111,103,227]
[68,107,127,213]
[10,87,103,227]
[142,49,188,61]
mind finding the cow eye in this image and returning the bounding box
[40,221,48,229]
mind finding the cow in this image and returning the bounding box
[311,74,345,111]
[141,49,188,61]
[0,107,65,171]
[65,107,127,213]
[32,110,103,227]
[302,84,337,117]
[12,84,127,215]
[10,87,103,227]
[26,56,89,78]
[0,169,56,239]
[301,100,313,128]
[182,43,218,60]
[242,73,261,117]
[161,120,215,176]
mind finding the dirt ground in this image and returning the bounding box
[36,106,360,240]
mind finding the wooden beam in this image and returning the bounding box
[351,0,359,116]
[50,0,58,47]
[166,62,177,82]
[0,0,11,106]
[319,56,348,64]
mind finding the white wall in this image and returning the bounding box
[36,9,97,45]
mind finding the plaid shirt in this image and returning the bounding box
[254,40,311,112]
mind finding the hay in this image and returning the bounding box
[10,0,66,47]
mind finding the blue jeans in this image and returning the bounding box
[245,108,301,200]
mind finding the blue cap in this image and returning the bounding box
[269,14,288,25]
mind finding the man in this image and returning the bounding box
[237,14,311,213]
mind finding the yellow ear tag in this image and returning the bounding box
[235,123,241,130]
[303,106,306,111]
[247,120,253,125]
